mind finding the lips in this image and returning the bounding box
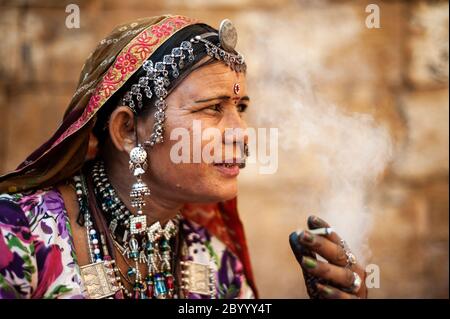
[213,159,246,177]
[213,158,246,169]
[213,162,246,169]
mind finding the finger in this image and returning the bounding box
[308,215,362,272]
[306,216,367,295]
[300,256,356,289]
[316,283,359,299]
[289,232,316,265]
[307,215,343,245]
[297,230,348,267]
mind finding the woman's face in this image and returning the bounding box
[138,59,249,204]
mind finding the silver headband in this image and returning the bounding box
[121,19,246,147]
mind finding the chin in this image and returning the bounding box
[189,182,238,203]
[215,187,238,202]
[214,182,238,202]
[211,174,238,201]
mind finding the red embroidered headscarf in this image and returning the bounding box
[0,15,257,297]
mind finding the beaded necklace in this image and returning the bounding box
[73,174,124,298]
[89,160,180,299]
[73,161,218,299]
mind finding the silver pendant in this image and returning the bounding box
[130,215,147,235]
[181,261,212,296]
[80,261,119,299]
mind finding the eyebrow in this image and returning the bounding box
[194,95,250,103]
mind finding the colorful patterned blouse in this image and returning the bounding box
[0,187,254,299]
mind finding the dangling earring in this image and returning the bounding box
[127,142,151,299]
[129,143,150,233]
[244,143,249,158]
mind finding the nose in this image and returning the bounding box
[223,110,248,158]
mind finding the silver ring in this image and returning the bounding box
[345,251,357,267]
[349,271,362,294]
[340,239,357,268]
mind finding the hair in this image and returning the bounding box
[92,23,245,144]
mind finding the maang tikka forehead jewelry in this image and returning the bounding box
[121,19,246,148]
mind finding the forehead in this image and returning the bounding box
[171,59,247,100]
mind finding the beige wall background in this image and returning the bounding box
[0,0,448,298]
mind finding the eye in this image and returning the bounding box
[237,104,248,113]
[204,104,222,113]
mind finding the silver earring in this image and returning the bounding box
[129,144,150,224]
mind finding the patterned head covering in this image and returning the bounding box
[0,14,257,296]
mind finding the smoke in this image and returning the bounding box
[239,10,393,261]
[286,93,393,261]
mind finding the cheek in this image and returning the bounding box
[148,142,238,202]
[144,113,238,202]
[175,163,239,202]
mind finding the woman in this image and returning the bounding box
[0,15,367,299]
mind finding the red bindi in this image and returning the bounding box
[233,83,240,94]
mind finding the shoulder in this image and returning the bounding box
[0,187,81,299]
[0,187,65,227]
[0,189,48,298]
[0,187,73,254]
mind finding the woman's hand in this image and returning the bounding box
[289,215,368,299]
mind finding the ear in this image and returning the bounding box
[108,106,136,153]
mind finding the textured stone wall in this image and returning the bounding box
[0,0,448,298]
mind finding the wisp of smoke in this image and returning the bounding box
[242,12,393,261]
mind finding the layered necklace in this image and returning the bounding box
[74,160,220,299]
[74,160,180,299]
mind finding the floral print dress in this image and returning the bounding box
[0,187,254,299]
